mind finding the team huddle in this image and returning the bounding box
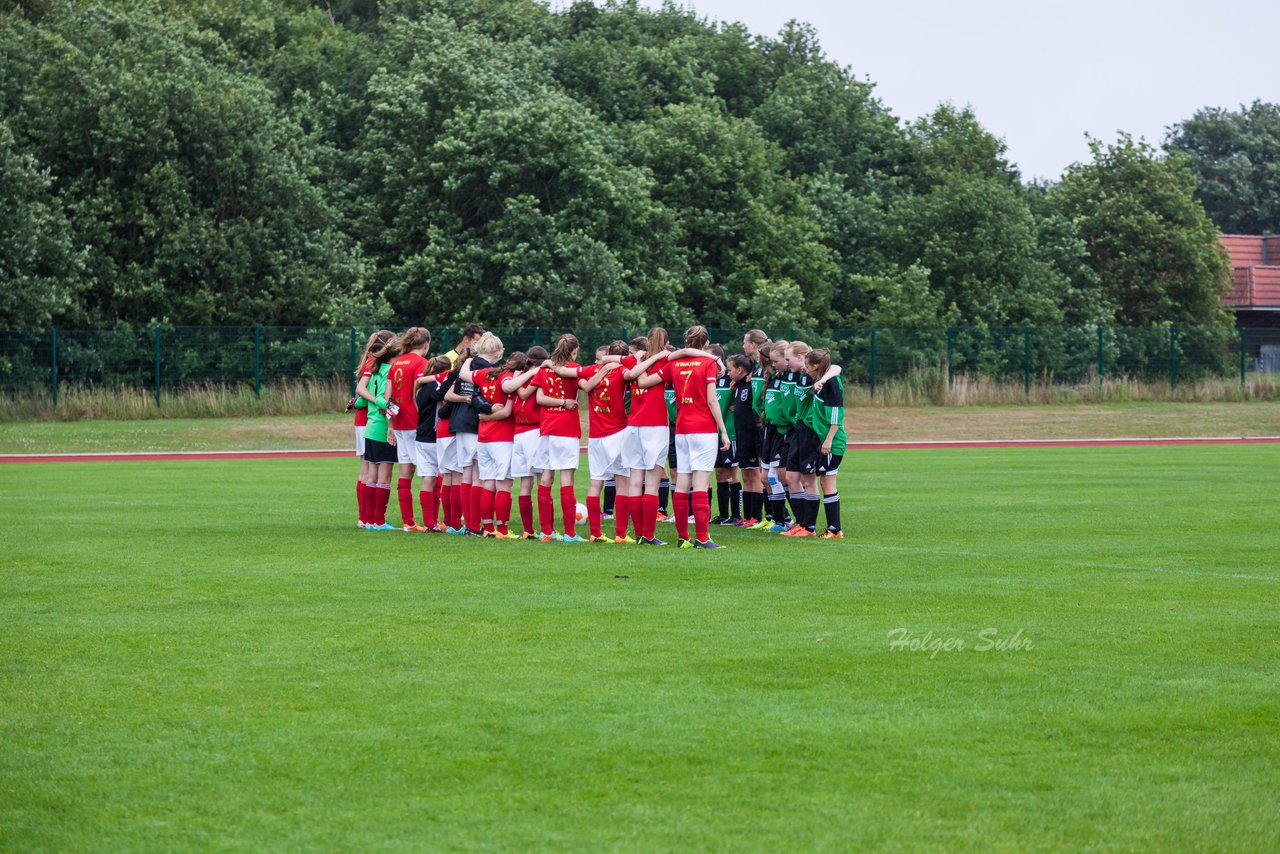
[351,325,847,548]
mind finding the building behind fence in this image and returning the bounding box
[2,325,1279,405]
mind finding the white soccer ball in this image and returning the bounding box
[575,502,588,524]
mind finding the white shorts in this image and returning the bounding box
[624,425,669,472]
[394,430,419,466]
[543,434,581,472]
[478,441,514,482]
[510,430,543,479]
[453,432,479,469]
[676,432,718,474]
[587,432,629,481]
[436,435,458,473]
[415,442,439,478]
[355,426,365,457]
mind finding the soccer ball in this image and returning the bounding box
[575,502,588,524]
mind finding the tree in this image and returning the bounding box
[1165,101,1280,235]
[1053,135,1233,327]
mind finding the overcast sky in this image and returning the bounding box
[609,0,1278,181]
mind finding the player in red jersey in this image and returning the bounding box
[662,326,731,549]
[412,355,455,532]
[550,340,629,543]
[461,334,542,538]
[509,345,549,539]
[621,328,675,545]
[387,327,431,531]
[532,334,583,542]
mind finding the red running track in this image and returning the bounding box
[1,437,1278,464]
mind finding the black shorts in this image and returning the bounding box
[735,430,761,470]
[716,440,738,469]
[778,430,797,471]
[816,452,843,475]
[790,425,821,473]
[762,425,787,466]
[667,422,677,468]
[363,437,397,465]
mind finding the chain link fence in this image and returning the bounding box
[2,324,1278,404]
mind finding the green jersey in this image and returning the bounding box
[779,370,799,425]
[364,363,392,443]
[792,372,815,426]
[763,372,789,430]
[664,384,677,423]
[715,374,735,441]
[805,376,846,457]
[750,366,766,418]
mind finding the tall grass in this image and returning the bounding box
[0,379,349,422]
[1,371,1277,422]
[843,367,1280,406]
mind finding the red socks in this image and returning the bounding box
[397,477,415,527]
[372,482,391,525]
[357,481,368,524]
[538,485,554,536]
[673,490,690,541]
[692,490,711,543]
[468,484,483,534]
[495,490,512,535]
[419,488,436,529]
[614,493,630,539]
[560,485,577,538]
[587,495,602,539]
[458,483,472,532]
[519,494,534,536]
[642,493,659,540]
[480,487,495,534]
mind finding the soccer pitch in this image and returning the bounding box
[1,446,1277,851]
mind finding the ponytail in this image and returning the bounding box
[551,333,579,366]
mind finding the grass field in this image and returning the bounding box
[2,446,1278,850]
[0,400,1278,454]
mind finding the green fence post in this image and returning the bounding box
[869,328,877,399]
[51,328,58,406]
[1233,330,1244,389]
[1097,325,1105,384]
[1024,325,1031,397]
[349,326,357,396]
[533,326,540,347]
[254,324,262,398]
[1169,327,1178,390]
[946,326,954,388]
[153,325,161,407]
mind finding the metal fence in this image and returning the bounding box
[2,325,1278,403]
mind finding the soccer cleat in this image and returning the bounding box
[481,530,496,538]
[767,523,789,533]
[614,535,636,545]
[677,538,693,549]
[791,528,815,538]
[602,512,614,521]
[751,519,775,530]
[722,516,741,527]
[358,522,370,529]
[709,515,726,526]
[820,530,844,540]
[639,536,667,546]
[402,524,417,533]
[693,539,724,549]
[539,533,561,543]
[589,536,612,544]
[561,534,587,543]
[736,518,757,528]
[463,529,483,538]
[656,512,671,523]
[520,532,536,540]
[492,531,513,540]
[371,522,398,531]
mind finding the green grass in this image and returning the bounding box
[2,448,1278,850]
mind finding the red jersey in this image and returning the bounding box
[577,363,627,438]
[354,357,374,427]
[472,368,515,443]
[532,364,581,438]
[514,389,541,435]
[433,371,454,439]
[627,354,668,428]
[668,356,718,434]
[388,352,427,431]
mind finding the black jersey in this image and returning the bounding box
[732,377,758,453]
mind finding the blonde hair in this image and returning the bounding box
[684,325,709,350]
[473,331,504,360]
[785,341,811,359]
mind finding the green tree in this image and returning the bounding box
[1165,101,1280,235]
[1053,135,1233,327]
